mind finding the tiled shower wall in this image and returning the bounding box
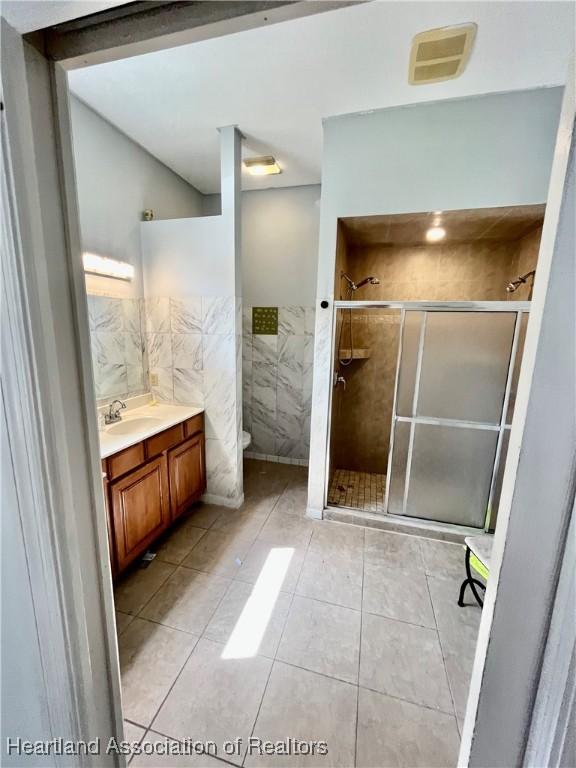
[143,295,243,505]
[243,305,315,464]
[87,294,147,401]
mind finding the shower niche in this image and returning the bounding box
[327,205,544,530]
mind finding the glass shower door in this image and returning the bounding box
[386,310,518,528]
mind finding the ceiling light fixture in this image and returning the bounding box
[83,253,134,281]
[244,156,282,176]
[426,226,446,243]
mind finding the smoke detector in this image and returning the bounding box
[409,24,477,85]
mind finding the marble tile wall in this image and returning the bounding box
[87,294,147,402]
[242,306,315,464]
[144,295,243,505]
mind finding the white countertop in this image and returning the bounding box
[99,401,204,459]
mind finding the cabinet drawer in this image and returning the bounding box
[106,442,145,480]
[184,413,204,438]
[145,423,184,458]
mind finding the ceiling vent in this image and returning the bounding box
[409,24,477,85]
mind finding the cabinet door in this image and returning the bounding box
[168,434,206,520]
[102,474,117,578]
[111,455,170,573]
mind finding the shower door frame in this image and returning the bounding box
[326,300,530,532]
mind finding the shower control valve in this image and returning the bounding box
[334,373,346,390]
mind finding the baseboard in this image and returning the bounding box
[202,492,244,509]
[244,451,308,467]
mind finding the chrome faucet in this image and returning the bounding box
[105,399,126,425]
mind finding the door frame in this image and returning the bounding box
[2,2,574,764]
[2,4,355,764]
[326,301,528,530]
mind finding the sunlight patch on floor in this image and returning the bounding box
[221,547,294,660]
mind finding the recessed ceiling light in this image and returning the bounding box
[426,226,446,243]
[244,156,282,176]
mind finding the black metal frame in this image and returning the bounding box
[458,546,486,608]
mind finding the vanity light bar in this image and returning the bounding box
[83,253,134,281]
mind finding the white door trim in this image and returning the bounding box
[1,18,123,764]
[460,64,575,767]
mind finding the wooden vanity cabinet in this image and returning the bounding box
[168,433,206,520]
[102,413,206,576]
[111,455,170,573]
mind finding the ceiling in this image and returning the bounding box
[341,205,546,247]
[67,1,575,194]
[1,0,131,33]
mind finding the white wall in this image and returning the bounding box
[141,215,234,298]
[139,128,244,506]
[307,86,564,516]
[242,185,320,306]
[70,96,204,297]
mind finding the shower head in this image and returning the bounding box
[506,270,536,294]
[356,276,380,289]
[341,272,380,291]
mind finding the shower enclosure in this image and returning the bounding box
[327,301,529,531]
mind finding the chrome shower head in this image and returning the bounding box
[355,276,380,289]
[506,270,536,294]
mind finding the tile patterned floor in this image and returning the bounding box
[328,469,386,513]
[115,459,481,767]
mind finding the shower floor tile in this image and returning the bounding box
[328,468,386,512]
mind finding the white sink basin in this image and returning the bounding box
[106,417,163,435]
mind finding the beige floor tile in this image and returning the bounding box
[308,521,365,558]
[273,485,308,517]
[356,687,460,768]
[442,645,474,721]
[426,575,481,721]
[419,539,466,581]
[296,550,363,610]
[119,618,197,727]
[155,520,207,565]
[123,720,146,746]
[185,503,226,529]
[182,530,254,577]
[116,610,135,636]
[258,512,314,548]
[246,661,357,767]
[130,732,222,767]
[210,509,269,540]
[152,638,271,766]
[359,613,453,713]
[140,567,230,635]
[277,596,361,683]
[426,576,481,656]
[364,529,425,574]
[114,560,176,616]
[204,580,292,659]
[235,540,306,593]
[362,562,436,628]
[239,492,282,516]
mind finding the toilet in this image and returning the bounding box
[242,430,251,449]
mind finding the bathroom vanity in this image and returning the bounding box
[99,402,206,577]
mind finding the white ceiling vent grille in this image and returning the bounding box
[409,24,477,85]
